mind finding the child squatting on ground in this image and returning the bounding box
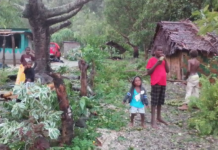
[123,76,149,128]
[24,61,35,88]
[146,45,169,129]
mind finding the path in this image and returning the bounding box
[97,82,218,150]
[50,58,78,70]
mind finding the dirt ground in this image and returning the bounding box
[7,58,78,70]
[97,82,218,150]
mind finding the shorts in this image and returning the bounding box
[129,106,145,114]
[151,85,166,106]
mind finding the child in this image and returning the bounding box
[20,47,35,66]
[123,76,149,128]
[24,61,35,83]
[146,45,169,129]
[16,47,35,84]
[178,50,200,110]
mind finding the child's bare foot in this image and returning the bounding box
[129,123,133,127]
[141,124,146,128]
[151,124,159,129]
[157,118,168,126]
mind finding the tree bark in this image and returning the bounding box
[50,73,74,145]
[78,59,88,96]
[90,61,96,88]
[49,21,72,35]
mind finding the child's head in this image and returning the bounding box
[189,50,198,58]
[154,45,163,58]
[25,47,31,55]
[26,61,33,68]
[132,76,142,87]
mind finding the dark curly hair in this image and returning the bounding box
[189,50,198,58]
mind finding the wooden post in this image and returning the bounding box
[78,59,88,96]
[11,34,16,66]
[2,36,6,70]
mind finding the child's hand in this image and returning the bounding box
[122,101,125,104]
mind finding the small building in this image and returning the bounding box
[0,28,33,64]
[62,41,80,58]
[152,20,218,80]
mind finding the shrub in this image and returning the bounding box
[188,75,218,135]
[0,83,62,149]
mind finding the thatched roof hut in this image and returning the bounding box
[152,20,218,80]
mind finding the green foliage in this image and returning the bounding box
[70,137,95,150]
[188,76,218,135]
[51,28,74,46]
[192,5,218,35]
[82,44,107,69]
[56,66,69,74]
[0,69,9,85]
[0,84,62,148]
[0,1,28,28]
[65,48,82,61]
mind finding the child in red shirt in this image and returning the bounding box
[146,45,169,129]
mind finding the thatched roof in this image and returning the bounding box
[152,20,218,56]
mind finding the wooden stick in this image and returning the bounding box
[2,36,6,70]
[11,35,16,66]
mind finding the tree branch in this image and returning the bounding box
[116,31,136,47]
[46,7,82,26]
[49,21,72,34]
[12,3,25,11]
[45,0,92,18]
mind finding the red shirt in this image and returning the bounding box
[146,57,167,86]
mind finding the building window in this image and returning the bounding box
[0,34,21,48]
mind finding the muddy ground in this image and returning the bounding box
[97,82,218,150]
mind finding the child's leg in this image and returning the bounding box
[130,113,136,127]
[156,86,168,125]
[150,85,159,129]
[151,105,158,128]
[157,105,168,125]
[140,113,146,128]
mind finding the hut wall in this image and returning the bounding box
[0,33,30,64]
[166,51,182,80]
[62,41,80,58]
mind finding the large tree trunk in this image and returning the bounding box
[20,0,92,73]
[30,26,51,73]
[50,73,74,145]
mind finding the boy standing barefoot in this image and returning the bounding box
[178,50,200,110]
[146,46,169,128]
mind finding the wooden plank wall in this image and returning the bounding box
[166,52,182,80]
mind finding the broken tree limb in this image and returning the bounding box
[46,7,82,26]
[78,59,89,96]
[49,21,72,34]
[45,0,92,18]
[50,73,74,145]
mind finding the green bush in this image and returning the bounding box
[0,69,9,85]
[188,75,218,135]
